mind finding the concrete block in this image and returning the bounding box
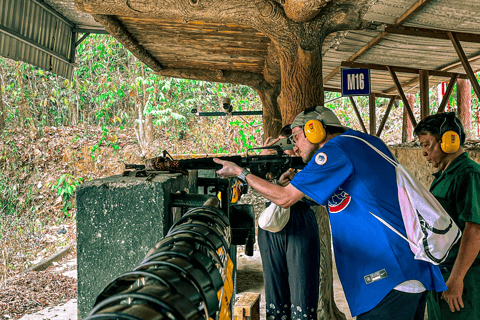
[76,172,195,318]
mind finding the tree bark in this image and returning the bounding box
[283,0,330,22]
[277,44,324,125]
[313,206,347,320]
[457,78,472,139]
[256,84,282,139]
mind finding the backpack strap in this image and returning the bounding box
[341,134,398,167]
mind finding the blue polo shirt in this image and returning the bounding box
[291,130,446,317]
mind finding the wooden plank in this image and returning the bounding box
[25,245,71,272]
[388,67,417,127]
[392,0,433,25]
[234,292,260,320]
[377,97,395,136]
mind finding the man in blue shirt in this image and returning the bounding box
[214,106,446,319]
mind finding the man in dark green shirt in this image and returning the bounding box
[414,112,480,320]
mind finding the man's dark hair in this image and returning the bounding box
[279,124,292,137]
[325,125,347,135]
[414,112,466,146]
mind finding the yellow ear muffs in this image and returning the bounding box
[441,130,460,153]
[304,119,326,144]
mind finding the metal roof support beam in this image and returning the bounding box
[0,24,75,66]
[448,32,480,106]
[436,74,458,114]
[76,33,91,47]
[388,66,417,127]
[369,94,376,135]
[324,86,399,100]
[341,61,468,80]
[419,70,429,119]
[73,28,109,35]
[376,97,395,137]
[348,96,368,134]
[385,26,480,43]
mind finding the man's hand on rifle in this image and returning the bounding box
[260,137,281,155]
[213,158,243,178]
[277,169,296,187]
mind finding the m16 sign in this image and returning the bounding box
[341,68,371,96]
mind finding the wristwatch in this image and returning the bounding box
[237,168,251,183]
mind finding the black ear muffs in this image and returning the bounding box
[304,119,326,144]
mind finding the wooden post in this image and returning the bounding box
[376,97,396,137]
[437,74,459,113]
[402,94,415,142]
[349,96,367,134]
[234,292,260,320]
[457,78,472,139]
[419,70,429,119]
[369,94,376,135]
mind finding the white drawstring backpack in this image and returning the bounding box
[343,135,462,265]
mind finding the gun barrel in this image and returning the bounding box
[177,156,243,170]
[138,154,305,180]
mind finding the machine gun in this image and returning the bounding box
[125,146,305,181]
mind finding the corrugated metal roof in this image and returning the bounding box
[0,0,75,78]
[0,0,106,79]
[323,0,480,94]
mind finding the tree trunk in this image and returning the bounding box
[276,42,345,320]
[314,206,347,320]
[257,84,282,139]
[0,72,5,133]
[457,79,472,139]
[277,44,324,125]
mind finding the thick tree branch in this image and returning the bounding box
[156,68,270,91]
[93,14,163,71]
[315,0,375,36]
[283,0,330,22]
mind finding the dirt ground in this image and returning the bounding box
[16,239,353,320]
[236,245,354,320]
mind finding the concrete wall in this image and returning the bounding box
[390,147,480,188]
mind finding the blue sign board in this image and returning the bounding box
[341,68,371,96]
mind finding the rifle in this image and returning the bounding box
[125,147,305,181]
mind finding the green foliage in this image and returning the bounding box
[48,174,83,216]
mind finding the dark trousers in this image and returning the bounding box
[356,290,428,320]
[427,264,480,320]
[258,201,320,320]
